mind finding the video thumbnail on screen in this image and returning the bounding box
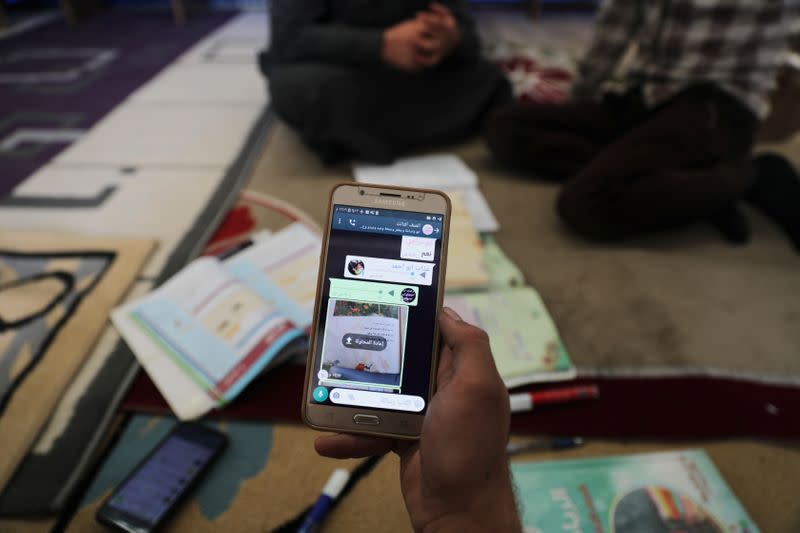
[318,298,408,390]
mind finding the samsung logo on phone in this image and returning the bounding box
[374,198,405,207]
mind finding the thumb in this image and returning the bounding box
[437,307,506,397]
[429,2,451,17]
[438,306,466,349]
[438,307,494,363]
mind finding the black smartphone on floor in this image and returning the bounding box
[95,422,227,533]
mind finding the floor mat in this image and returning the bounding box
[65,416,408,533]
[0,105,274,519]
[122,122,800,439]
[0,10,272,517]
[0,10,236,198]
[0,232,154,495]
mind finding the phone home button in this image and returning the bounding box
[353,414,381,426]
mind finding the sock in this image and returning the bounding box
[747,153,800,252]
[708,203,750,245]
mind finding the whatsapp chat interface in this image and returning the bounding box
[311,204,444,414]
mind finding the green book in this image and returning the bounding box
[511,449,758,533]
[444,287,574,387]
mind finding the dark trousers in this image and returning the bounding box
[487,85,758,240]
[266,61,512,164]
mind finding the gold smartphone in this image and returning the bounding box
[303,183,451,439]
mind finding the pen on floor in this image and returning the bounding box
[296,468,350,533]
[509,384,600,413]
[506,437,585,456]
[276,456,381,533]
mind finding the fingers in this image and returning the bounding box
[429,2,453,17]
[415,53,441,68]
[417,12,446,31]
[435,342,456,389]
[438,307,490,351]
[414,33,439,54]
[315,434,395,459]
[438,308,499,380]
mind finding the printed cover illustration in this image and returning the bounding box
[512,449,758,533]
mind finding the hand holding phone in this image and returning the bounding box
[314,309,522,532]
[303,184,451,439]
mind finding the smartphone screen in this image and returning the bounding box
[308,203,445,415]
[97,424,226,532]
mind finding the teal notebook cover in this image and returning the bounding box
[512,449,758,533]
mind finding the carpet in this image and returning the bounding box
[0,9,236,198]
[64,415,800,533]
[0,104,273,520]
[123,121,800,440]
[65,416,409,533]
[0,10,272,517]
[0,231,153,495]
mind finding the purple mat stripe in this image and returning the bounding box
[0,9,237,198]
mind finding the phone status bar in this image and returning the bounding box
[334,205,443,222]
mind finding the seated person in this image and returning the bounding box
[487,0,800,248]
[260,1,512,164]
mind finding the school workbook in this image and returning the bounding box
[445,287,575,386]
[511,449,758,533]
[112,223,320,420]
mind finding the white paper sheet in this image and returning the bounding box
[225,223,321,329]
[112,302,217,421]
[461,187,500,233]
[354,154,499,232]
[354,154,477,188]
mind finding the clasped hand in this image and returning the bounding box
[382,2,461,72]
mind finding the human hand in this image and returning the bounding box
[382,18,428,72]
[315,308,521,533]
[413,2,461,68]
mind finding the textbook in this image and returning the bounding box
[511,449,758,533]
[445,286,575,387]
[354,154,500,233]
[112,223,320,420]
[445,234,575,387]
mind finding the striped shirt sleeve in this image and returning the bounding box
[572,0,642,100]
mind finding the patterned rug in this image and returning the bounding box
[65,416,408,533]
[0,232,153,497]
[0,10,235,198]
[120,122,800,442]
[0,10,272,518]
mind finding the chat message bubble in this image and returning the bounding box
[329,278,418,306]
[344,255,434,286]
[400,236,436,262]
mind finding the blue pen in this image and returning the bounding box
[296,468,351,533]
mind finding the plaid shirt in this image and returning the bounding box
[573,0,800,118]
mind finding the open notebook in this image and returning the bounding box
[112,223,320,420]
[445,236,576,387]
